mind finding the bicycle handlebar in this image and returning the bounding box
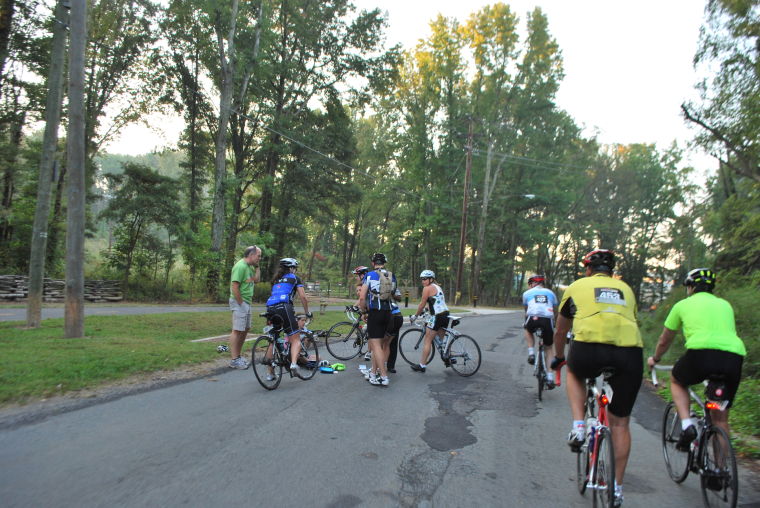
[650,364,673,387]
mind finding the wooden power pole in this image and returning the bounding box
[64,0,86,338]
[455,119,473,305]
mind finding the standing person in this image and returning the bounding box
[647,268,745,449]
[551,249,642,507]
[228,245,261,369]
[266,258,311,377]
[385,287,404,373]
[522,274,559,387]
[352,265,372,362]
[410,270,449,373]
[358,253,396,386]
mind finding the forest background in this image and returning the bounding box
[0,2,757,364]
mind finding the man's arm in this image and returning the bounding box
[359,283,369,313]
[248,265,260,284]
[647,327,676,368]
[231,281,243,305]
[553,314,573,359]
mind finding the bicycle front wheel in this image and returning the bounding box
[592,427,615,508]
[447,334,481,376]
[295,332,319,380]
[662,401,690,483]
[251,336,282,390]
[398,327,433,366]
[324,322,362,360]
[700,426,738,508]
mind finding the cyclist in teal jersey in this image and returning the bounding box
[648,268,746,450]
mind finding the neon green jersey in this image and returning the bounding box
[229,258,254,303]
[663,292,746,356]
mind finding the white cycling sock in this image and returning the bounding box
[528,347,535,355]
[681,418,697,430]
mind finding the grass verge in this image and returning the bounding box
[0,310,344,406]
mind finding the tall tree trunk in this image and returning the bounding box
[64,0,87,338]
[208,0,240,299]
[27,0,68,328]
[0,108,23,243]
[0,0,15,96]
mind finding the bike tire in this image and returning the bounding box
[592,427,615,508]
[251,335,282,390]
[577,437,590,495]
[295,332,319,380]
[447,334,481,377]
[324,321,362,361]
[700,426,738,508]
[537,347,545,401]
[661,401,690,483]
[398,327,433,366]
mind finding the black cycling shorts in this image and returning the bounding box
[267,303,299,336]
[524,316,554,345]
[367,309,391,339]
[386,313,403,338]
[429,311,450,331]
[672,349,744,408]
[567,341,643,418]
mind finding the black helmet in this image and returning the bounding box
[683,268,716,291]
[279,257,299,268]
[582,249,615,271]
[371,253,387,265]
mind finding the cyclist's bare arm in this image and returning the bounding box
[647,327,677,368]
[358,283,369,313]
[296,286,309,316]
[415,285,433,317]
[553,314,572,359]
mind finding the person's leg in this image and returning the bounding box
[608,414,632,485]
[230,329,245,358]
[288,331,301,365]
[670,375,692,420]
[375,338,388,378]
[565,369,586,421]
[387,333,398,370]
[419,327,435,365]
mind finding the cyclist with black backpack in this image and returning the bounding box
[358,253,397,386]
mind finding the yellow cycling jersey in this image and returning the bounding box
[559,273,643,347]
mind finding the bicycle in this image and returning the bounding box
[652,365,738,508]
[575,368,616,508]
[397,312,481,376]
[250,311,319,390]
[323,305,368,360]
[533,328,552,401]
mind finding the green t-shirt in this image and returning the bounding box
[663,292,746,356]
[229,258,255,303]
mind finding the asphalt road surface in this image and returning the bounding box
[1,312,758,508]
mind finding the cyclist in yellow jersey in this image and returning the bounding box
[647,268,745,450]
[551,249,642,508]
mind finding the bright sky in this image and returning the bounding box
[107,0,715,171]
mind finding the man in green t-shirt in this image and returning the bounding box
[648,268,746,450]
[228,246,261,369]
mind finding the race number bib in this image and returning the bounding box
[594,288,625,305]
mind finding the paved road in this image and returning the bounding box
[1,312,758,507]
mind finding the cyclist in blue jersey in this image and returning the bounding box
[522,274,559,387]
[359,253,397,386]
[266,258,311,377]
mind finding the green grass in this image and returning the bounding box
[0,310,344,406]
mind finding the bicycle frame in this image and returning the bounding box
[584,373,613,492]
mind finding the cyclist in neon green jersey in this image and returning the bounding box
[647,268,746,450]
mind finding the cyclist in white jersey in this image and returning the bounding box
[411,270,449,373]
[522,274,559,387]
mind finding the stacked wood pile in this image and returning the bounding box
[0,275,123,302]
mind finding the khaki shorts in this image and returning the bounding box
[229,298,252,331]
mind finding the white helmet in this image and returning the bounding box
[420,269,435,279]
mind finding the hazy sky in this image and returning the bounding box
[107,0,713,170]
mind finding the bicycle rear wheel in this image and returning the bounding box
[447,334,481,376]
[295,332,319,380]
[536,346,545,401]
[324,322,362,360]
[700,426,738,508]
[251,336,282,390]
[661,402,690,483]
[398,327,433,366]
[592,427,615,508]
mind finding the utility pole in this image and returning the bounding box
[64,0,86,338]
[455,119,473,305]
[26,0,69,328]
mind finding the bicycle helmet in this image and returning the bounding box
[371,253,387,265]
[683,268,716,293]
[528,274,545,285]
[279,257,299,268]
[420,269,435,279]
[353,265,369,276]
[582,249,615,271]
